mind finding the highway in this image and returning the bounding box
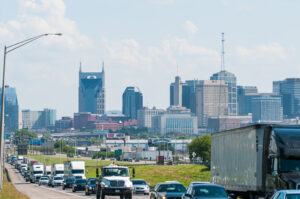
[5,163,149,199]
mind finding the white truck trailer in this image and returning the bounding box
[64,161,86,179]
[211,124,300,199]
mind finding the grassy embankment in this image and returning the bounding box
[27,155,210,187]
[0,173,29,199]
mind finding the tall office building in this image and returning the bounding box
[151,106,198,135]
[170,76,184,107]
[22,109,57,130]
[275,78,300,118]
[170,77,202,113]
[122,87,143,120]
[0,87,20,133]
[251,94,283,122]
[137,107,165,128]
[210,70,237,116]
[79,63,105,114]
[195,80,228,127]
[237,86,258,115]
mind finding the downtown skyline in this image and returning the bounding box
[1,0,300,118]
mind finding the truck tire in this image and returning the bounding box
[126,192,132,199]
[120,195,124,199]
[96,187,100,199]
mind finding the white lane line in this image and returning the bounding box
[34,184,88,199]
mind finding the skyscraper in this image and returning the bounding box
[210,70,237,115]
[122,87,143,120]
[195,80,228,127]
[79,62,105,114]
[275,78,300,118]
[0,87,20,133]
[170,76,183,107]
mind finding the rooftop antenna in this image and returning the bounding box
[221,32,225,71]
[79,59,82,72]
[102,61,105,72]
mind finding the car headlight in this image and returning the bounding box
[125,181,133,188]
[89,187,92,190]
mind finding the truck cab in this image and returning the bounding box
[64,161,86,179]
[30,163,44,183]
[53,164,64,177]
[96,164,133,199]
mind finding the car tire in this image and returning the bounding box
[62,186,65,190]
[120,195,124,199]
[72,188,75,192]
[96,187,100,199]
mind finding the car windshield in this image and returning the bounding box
[193,186,227,198]
[54,177,63,180]
[33,171,43,174]
[76,179,86,184]
[279,159,300,172]
[157,184,186,192]
[40,177,48,180]
[132,180,147,185]
[286,194,300,199]
[66,178,75,183]
[72,169,84,174]
[89,180,97,185]
[56,171,64,174]
[102,168,129,177]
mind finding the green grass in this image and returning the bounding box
[0,173,29,199]
[26,155,210,187]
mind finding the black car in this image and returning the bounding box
[62,177,75,190]
[85,178,100,195]
[72,179,87,192]
[151,181,186,199]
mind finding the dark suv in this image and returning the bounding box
[62,177,75,190]
[85,178,100,195]
[72,179,87,192]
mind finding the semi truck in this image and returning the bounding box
[211,124,300,199]
[96,164,133,199]
[45,165,52,177]
[52,163,64,177]
[64,161,85,179]
[29,163,44,183]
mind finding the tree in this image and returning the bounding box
[188,134,211,162]
[42,132,52,141]
[13,129,38,145]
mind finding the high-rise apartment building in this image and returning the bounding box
[251,94,283,122]
[195,80,228,127]
[273,78,300,118]
[79,63,105,114]
[210,70,237,115]
[137,107,165,128]
[0,87,20,133]
[122,87,143,120]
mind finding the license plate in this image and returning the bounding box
[115,190,120,193]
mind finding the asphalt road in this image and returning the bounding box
[5,163,149,199]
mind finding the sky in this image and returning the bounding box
[1,0,300,118]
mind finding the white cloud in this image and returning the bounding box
[236,43,286,60]
[184,20,198,35]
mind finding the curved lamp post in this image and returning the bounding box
[0,33,62,189]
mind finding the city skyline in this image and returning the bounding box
[1,1,300,117]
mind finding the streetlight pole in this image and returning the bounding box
[0,33,62,189]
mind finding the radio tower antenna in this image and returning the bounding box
[221,32,225,71]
